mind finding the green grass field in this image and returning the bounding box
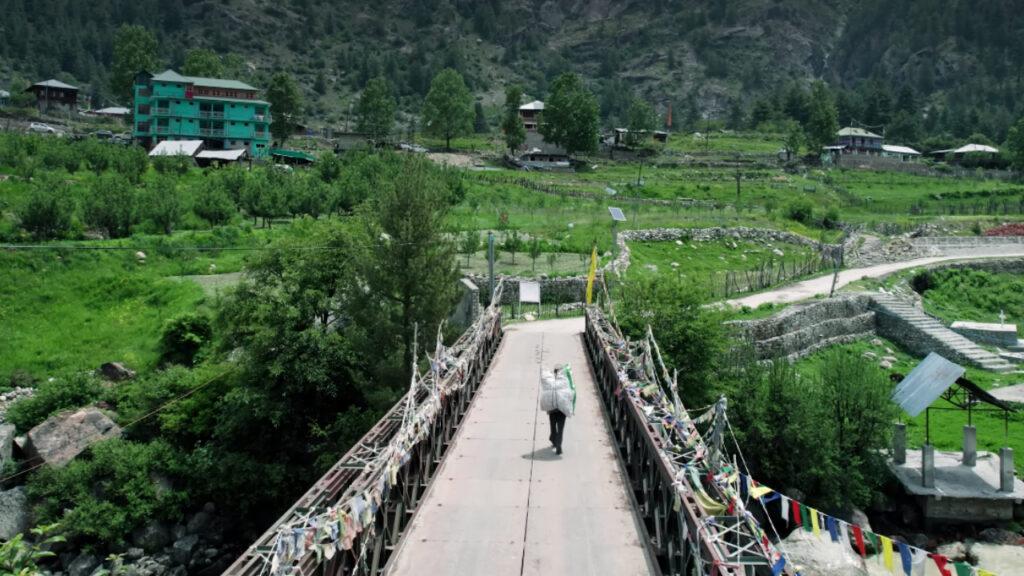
[918,268,1024,328]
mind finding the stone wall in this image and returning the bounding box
[466,274,588,306]
[729,295,875,360]
[608,226,844,275]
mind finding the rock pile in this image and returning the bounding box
[0,386,36,423]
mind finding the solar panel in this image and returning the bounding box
[608,207,627,222]
[892,352,965,417]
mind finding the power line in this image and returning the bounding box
[0,368,235,484]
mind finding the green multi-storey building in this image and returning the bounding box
[133,70,271,158]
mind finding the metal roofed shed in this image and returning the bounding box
[148,140,204,157]
[892,352,965,418]
[29,79,78,90]
[836,126,882,139]
[882,144,921,155]
[518,100,545,111]
[196,149,248,167]
[270,148,316,166]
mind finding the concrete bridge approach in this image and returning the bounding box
[385,318,655,575]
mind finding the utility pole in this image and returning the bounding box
[487,231,495,304]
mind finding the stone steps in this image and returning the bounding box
[871,294,1016,373]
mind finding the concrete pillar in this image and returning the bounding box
[1000,448,1015,493]
[962,425,977,467]
[893,423,906,465]
[922,444,935,489]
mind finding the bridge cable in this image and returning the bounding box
[518,332,544,576]
[723,415,797,571]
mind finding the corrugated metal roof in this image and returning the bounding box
[955,143,999,154]
[883,144,921,155]
[151,69,258,91]
[270,148,316,162]
[837,127,882,139]
[31,79,78,90]
[197,149,247,161]
[891,352,965,417]
[94,106,131,115]
[149,140,204,157]
[0,90,10,98]
[519,100,544,111]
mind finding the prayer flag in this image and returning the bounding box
[826,516,839,542]
[810,508,820,538]
[952,563,972,576]
[800,504,811,532]
[771,556,786,576]
[585,245,598,305]
[740,474,749,502]
[898,542,912,575]
[781,496,789,522]
[929,555,953,576]
[852,524,866,558]
[791,499,801,525]
[882,536,894,572]
[868,532,880,561]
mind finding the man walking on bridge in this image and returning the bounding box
[540,365,576,455]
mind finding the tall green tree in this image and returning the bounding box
[422,68,473,150]
[111,25,160,102]
[143,176,185,235]
[83,173,138,238]
[1007,116,1024,171]
[539,72,600,157]
[354,154,460,382]
[783,120,803,161]
[473,101,488,133]
[266,72,303,144]
[18,176,74,241]
[626,98,656,147]
[356,76,397,143]
[805,81,839,155]
[182,48,224,78]
[501,85,527,154]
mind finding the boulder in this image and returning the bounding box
[67,554,99,576]
[132,520,172,552]
[186,510,211,535]
[99,362,136,382]
[936,541,969,562]
[781,528,866,576]
[978,527,1023,545]
[25,408,121,467]
[0,486,31,540]
[847,508,874,536]
[0,423,15,464]
[171,535,199,566]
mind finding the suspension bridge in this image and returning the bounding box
[222,291,793,576]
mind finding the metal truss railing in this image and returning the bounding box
[223,296,504,576]
[583,307,786,576]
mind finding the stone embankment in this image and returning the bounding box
[735,291,1017,372]
[730,295,875,361]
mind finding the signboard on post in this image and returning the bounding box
[519,281,541,304]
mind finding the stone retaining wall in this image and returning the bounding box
[466,274,588,306]
[729,295,875,360]
[910,236,1024,249]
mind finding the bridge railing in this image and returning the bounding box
[224,293,504,576]
[584,306,786,576]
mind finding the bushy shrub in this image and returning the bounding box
[5,373,103,432]
[27,439,192,546]
[820,206,841,229]
[83,172,138,238]
[159,313,213,367]
[17,179,75,240]
[786,198,814,224]
[193,181,236,227]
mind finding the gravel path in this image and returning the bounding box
[727,250,1024,309]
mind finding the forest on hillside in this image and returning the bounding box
[1,0,1022,143]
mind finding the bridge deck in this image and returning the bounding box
[386,317,654,576]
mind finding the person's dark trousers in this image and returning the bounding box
[548,410,567,453]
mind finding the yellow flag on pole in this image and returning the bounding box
[585,245,598,304]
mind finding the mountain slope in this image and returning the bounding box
[1,0,1021,141]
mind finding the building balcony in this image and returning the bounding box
[201,128,225,137]
[200,110,225,119]
[152,107,170,116]
[155,126,170,134]
[136,88,151,97]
